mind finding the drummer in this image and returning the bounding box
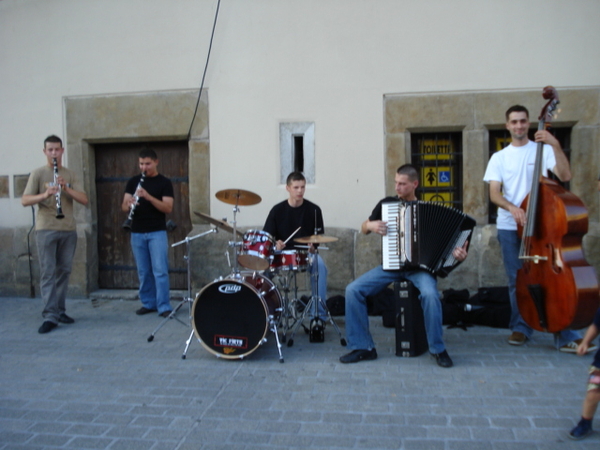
[263,171,328,321]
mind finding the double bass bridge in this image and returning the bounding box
[519,255,548,264]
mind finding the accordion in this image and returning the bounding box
[382,201,475,277]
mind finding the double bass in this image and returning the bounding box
[516,86,599,333]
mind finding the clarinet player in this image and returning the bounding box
[339,164,468,367]
[21,135,88,334]
[122,147,174,318]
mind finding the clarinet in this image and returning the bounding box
[122,172,145,229]
[52,158,65,219]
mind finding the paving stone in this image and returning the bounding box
[1,296,598,450]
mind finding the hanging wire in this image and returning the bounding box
[186,0,221,140]
[27,206,36,298]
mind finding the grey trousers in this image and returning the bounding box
[36,230,77,323]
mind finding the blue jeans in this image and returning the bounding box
[497,229,580,346]
[130,231,171,314]
[345,265,445,354]
[36,230,77,324]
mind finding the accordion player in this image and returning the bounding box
[382,201,476,277]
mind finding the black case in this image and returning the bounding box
[394,281,428,357]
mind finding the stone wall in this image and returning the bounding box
[3,223,600,299]
[186,224,510,297]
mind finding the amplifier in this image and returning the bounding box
[394,281,428,357]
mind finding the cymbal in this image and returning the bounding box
[294,235,339,244]
[194,211,243,237]
[215,189,261,206]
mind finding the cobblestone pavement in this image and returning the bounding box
[0,295,598,450]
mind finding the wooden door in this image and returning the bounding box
[95,141,192,289]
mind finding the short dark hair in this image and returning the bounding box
[44,135,62,147]
[396,164,419,181]
[139,147,158,160]
[505,105,529,121]
[286,171,306,185]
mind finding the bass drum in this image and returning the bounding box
[192,273,282,359]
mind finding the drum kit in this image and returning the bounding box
[148,188,346,363]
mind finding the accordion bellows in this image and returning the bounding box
[382,201,476,277]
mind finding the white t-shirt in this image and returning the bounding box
[483,140,556,231]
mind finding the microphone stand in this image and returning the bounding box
[147,227,218,347]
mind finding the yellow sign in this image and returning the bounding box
[420,139,454,160]
[421,166,452,187]
[422,191,453,206]
[495,137,511,152]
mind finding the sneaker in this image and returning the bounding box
[159,310,172,318]
[38,321,58,334]
[560,339,599,354]
[508,331,528,346]
[568,418,593,440]
[136,307,157,315]
[339,349,378,363]
[58,313,75,324]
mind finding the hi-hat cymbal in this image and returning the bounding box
[294,235,339,244]
[194,211,243,237]
[215,189,261,206]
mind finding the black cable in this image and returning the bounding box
[27,205,36,298]
[186,0,221,141]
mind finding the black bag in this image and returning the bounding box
[326,295,345,316]
[442,286,511,329]
[463,286,510,328]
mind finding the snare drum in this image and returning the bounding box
[270,249,310,272]
[238,230,275,271]
[192,272,282,359]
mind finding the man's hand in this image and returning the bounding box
[452,240,469,262]
[367,220,388,236]
[508,204,526,227]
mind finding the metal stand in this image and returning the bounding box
[286,247,346,347]
[274,269,302,343]
[146,228,217,343]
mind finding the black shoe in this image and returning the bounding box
[159,310,172,318]
[339,349,377,363]
[38,321,58,334]
[430,350,453,368]
[58,313,75,324]
[136,307,157,315]
[568,418,593,440]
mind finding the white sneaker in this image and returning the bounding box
[559,339,599,354]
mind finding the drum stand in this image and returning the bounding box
[285,247,346,347]
[274,269,301,343]
[146,228,217,344]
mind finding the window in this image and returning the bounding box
[411,132,463,210]
[279,122,315,183]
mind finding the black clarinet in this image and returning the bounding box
[122,172,145,229]
[52,158,64,219]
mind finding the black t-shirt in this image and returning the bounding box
[263,199,324,250]
[125,173,174,233]
[368,196,400,222]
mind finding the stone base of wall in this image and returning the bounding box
[3,224,599,300]
[0,226,89,298]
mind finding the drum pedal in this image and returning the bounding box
[309,318,325,343]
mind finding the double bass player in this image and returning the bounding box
[484,104,597,353]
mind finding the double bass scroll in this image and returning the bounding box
[516,86,599,333]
